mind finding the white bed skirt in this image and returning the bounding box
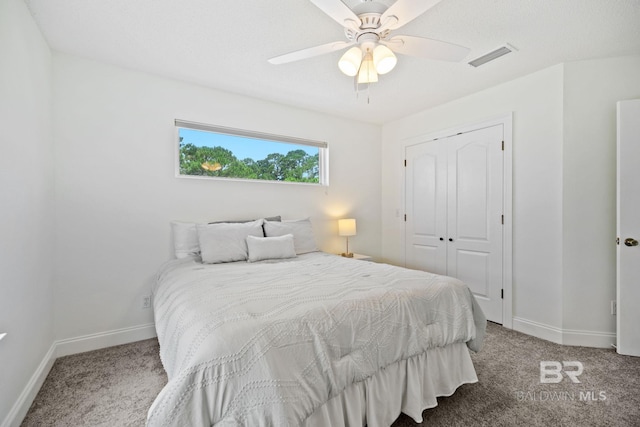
[303,342,477,427]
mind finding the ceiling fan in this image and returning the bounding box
[268,0,470,85]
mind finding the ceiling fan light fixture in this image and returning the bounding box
[357,52,378,84]
[338,47,364,76]
[373,44,397,74]
[269,0,472,99]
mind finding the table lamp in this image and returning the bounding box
[338,218,356,258]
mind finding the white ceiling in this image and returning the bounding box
[25,0,640,125]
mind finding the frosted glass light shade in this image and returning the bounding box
[338,47,364,77]
[357,52,378,83]
[373,45,397,74]
[338,218,357,236]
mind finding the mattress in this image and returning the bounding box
[147,252,485,426]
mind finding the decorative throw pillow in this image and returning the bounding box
[197,219,264,264]
[246,234,297,262]
[263,218,318,255]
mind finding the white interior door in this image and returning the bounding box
[405,125,504,323]
[617,99,640,357]
[446,126,504,324]
[405,141,447,274]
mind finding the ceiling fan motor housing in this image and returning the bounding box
[344,13,391,46]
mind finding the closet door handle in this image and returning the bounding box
[439,237,444,241]
[449,238,453,242]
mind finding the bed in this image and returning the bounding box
[147,218,486,427]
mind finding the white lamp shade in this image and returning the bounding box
[338,47,363,77]
[338,218,357,236]
[357,52,378,83]
[373,45,397,74]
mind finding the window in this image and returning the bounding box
[175,120,328,185]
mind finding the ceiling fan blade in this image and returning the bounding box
[380,0,442,30]
[383,35,470,62]
[309,0,360,30]
[268,41,352,65]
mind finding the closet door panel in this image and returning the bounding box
[454,250,490,297]
[454,143,489,241]
[405,142,447,274]
[447,125,504,322]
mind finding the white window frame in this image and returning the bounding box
[175,119,329,186]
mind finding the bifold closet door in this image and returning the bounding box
[405,125,504,323]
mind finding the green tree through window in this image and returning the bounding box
[175,120,327,185]
[179,141,319,183]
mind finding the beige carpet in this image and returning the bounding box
[22,323,640,426]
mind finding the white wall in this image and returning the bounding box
[52,53,382,341]
[561,55,640,340]
[381,55,640,347]
[0,0,55,423]
[382,65,565,335]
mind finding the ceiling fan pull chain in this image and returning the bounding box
[353,79,371,104]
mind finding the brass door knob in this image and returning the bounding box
[625,238,639,247]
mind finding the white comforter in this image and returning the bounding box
[147,252,484,427]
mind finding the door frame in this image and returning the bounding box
[401,113,513,329]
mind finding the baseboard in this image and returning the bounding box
[513,317,615,348]
[513,316,563,344]
[561,327,616,348]
[1,343,56,427]
[2,323,157,427]
[56,323,157,357]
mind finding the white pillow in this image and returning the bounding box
[170,221,199,259]
[197,220,264,264]
[263,218,318,255]
[246,234,297,262]
[171,216,281,258]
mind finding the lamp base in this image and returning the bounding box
[341,252,354,258]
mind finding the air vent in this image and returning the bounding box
[468,44,516,67]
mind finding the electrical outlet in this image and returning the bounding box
[611,300,617,316]
[142,295,151,309]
